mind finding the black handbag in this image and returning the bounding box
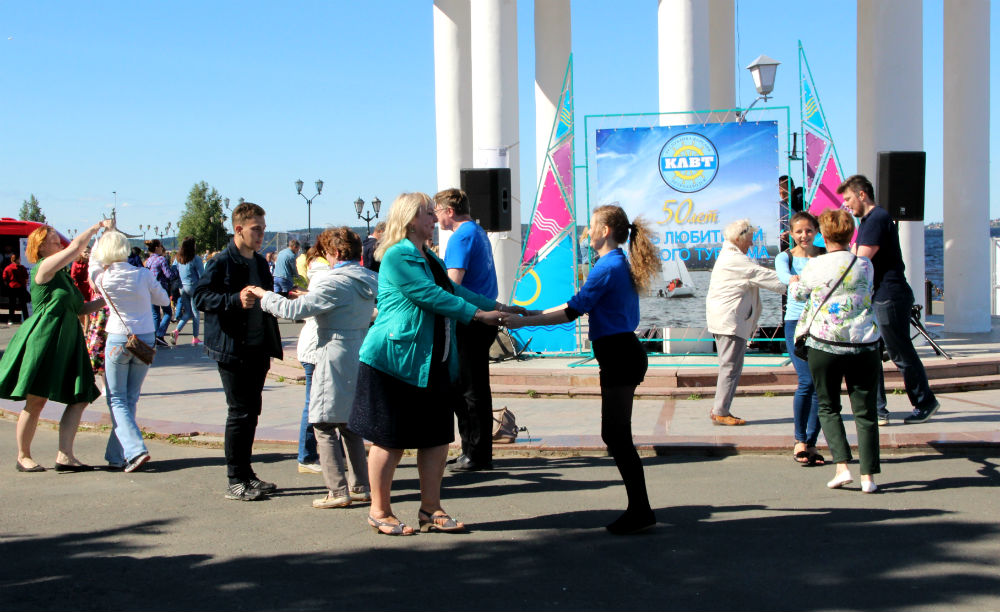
[794,254,857,361]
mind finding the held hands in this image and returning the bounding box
[240,286,260,309]
[245,285,268,299]
[497,303,529,316]
[474,309,506,327]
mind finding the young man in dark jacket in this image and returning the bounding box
[194,202,283,501]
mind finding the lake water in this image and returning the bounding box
[638,228,995,329]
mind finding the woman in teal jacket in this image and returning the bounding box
[350,192,510,536]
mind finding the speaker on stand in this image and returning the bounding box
[460,168,512,232]
[876,151,926,222]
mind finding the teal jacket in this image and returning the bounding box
[359,238,497,387]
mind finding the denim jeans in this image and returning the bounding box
[104,333,154,466]
[299,362,318,464]
[784,319,820,445]
[174,290,199,339]
[872,293,937,413]
[273,276,294,296]
[151,304,171,338]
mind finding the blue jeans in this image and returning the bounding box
[784,319,820,445]
[151,304,171,338]
[299,362,318,464]
[175,291,199,339]
[104,333,154,465]
[274,276,294,295]
[872,293,936,413]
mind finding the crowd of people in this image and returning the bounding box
[0,173,941,535]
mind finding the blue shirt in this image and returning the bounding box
[775,250,817,322]
[567,248,638,340]
[856,205,910,302]
[176,255,204,293]
[443,220,498,300]
[275,247,298,281]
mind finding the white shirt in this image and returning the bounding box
[89,261,171,336]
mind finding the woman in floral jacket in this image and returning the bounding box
[792,208,881,494]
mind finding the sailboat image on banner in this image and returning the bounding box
[657,252,694,298]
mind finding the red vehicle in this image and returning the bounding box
[1,218,70,316]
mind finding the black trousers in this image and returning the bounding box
[217,351,271,482]
[6,288,29,323]
[454,320,499,464]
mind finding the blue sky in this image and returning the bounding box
[1,1,995,236]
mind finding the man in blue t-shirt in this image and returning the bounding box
[840,174,939,425]
[273,239,300,297]
[435,188,501,472]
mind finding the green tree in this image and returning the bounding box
[176,181,227,252]
[18,194,46,223]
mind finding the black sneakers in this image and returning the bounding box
[903,401,941,424]
[123,452,150,473]
[225,481,266,501]
[448,454,493,472]
[247,477,278,493]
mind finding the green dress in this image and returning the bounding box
[0,259,100,405]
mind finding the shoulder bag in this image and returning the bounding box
[100,273,157,365]
[793,254,857,361]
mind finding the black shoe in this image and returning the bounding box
[903,401,941,424]
[16,461,46,473]
[446,454,466,465]
[54,462,94,472]
[247,477,278,493]
[449,455,493,472]
[606,509,656,535]
[155,337,169,347]
[225,481,267,501]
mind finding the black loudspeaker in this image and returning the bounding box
[876,151,926,222]
[460,168,511,232]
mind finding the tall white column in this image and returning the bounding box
[433,0,472,256]
[707,0,735,112]
[943,0,990,332]
[471,0,520,303]
[534,0,571,183]
[856,0,925,308]
[658,0,710,124]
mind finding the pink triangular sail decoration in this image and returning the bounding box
[808,154,844,217]
[523,169,572,264]
[800,43,846,213]
[551,140,574,203]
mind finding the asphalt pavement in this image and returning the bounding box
[2,418,999,611]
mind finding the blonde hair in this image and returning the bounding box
[374,192,433,261]
[92,230,131,265]
[25,225,54,264]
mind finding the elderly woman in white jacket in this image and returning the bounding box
[248,228,378,508]
[705,219,786,426]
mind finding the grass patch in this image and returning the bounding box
[687,393,702,401]
[763,391,776,398]
[891,388,905,395]
[526,389,538,398]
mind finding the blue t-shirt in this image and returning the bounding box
[443,220,498,300]
[567,248,638,340]
[275,247,298,281]
[856,205,911,302]
[774,250,816,322]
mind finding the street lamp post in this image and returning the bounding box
[354,197,382,235]
[738,54,781,123]
[295,179,324,244]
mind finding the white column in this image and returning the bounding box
[433,0,472,256]
[534,0,571,182]
[471,0,520,303]
[658,0,710,124]
[856,0,925,308]
[943,0,990,332]
[707,0,735,112]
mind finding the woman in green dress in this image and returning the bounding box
[0,220,111,472]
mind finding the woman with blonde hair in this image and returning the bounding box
[349,192,507,535]
[90,229,171,472]
[506,204,660,535]
[0,220,111,472]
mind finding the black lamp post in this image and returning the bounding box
[295,179,324,244]
[354,196,381,235]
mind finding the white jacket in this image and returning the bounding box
[705,241,786,339]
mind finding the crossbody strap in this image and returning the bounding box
[802,254,857,338]
[98,270,134,337]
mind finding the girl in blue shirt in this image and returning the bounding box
[774,212,825,466]
[505,204,659,535]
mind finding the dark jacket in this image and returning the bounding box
[194,241,282,364]
[361,236,380,273]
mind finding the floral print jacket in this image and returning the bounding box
[792,251,880,355]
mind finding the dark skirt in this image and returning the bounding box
[592,332,648,388]
[349,361,457,450]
